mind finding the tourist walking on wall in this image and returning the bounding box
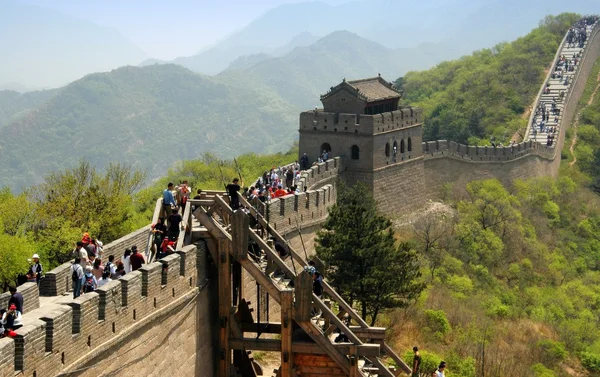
[71,258,84,298]
[129,246,145,271]
[27,254,43,285]
[300,153,309,170]
[163,182,177,218]
[227,178,242,210]
[167,208,183,240]
[75,241,89,269]
[122,249,132,273]
[1,304,22,337]
[8,286,23,314]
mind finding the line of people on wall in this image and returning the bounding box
[70,232,146,299]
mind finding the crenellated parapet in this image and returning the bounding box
[422,139,556,162]
[0,243,204,377]
[299,107,422,137]
[296,157,344,192]
[40,225,151,297]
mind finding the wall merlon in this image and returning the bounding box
[140,262,162,298]
[1,244,203,377]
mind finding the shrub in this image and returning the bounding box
[580,351,600,372]
[423,309,451,336]
[537,339,568,363]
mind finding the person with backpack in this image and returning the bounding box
[71,258,84,298]
[82,266,98,294]
[104,255,117,279]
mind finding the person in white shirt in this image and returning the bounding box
[76,241,89,269]
[97,271,112,288]
[71,259,84,298]
[122,248,132,273]
[1,304,23,336]
[436,362,446,377]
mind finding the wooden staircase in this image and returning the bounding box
[193,193,411,377]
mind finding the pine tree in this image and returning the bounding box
[316,182,424,325]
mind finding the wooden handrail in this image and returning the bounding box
[145,198,164,260]
[176,201,192,250]
[312,293,362,345]
[381,342,412,375]
[249,230,296,278]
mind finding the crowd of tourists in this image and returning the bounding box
[531,16,599,147]
[567,15,598,48]
[70,233,146,299]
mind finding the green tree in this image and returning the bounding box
[315,182,424,325]
[29,160,146,264]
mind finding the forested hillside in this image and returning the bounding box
[397,13,580,145]
[0,89,57,129]
[386,53,600,376]
[0,64,298,191]
[0,30,443,192]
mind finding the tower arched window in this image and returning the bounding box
[351,145,360,160]
[400,139,405,153]
[408,137,412,152]
[393,141,398,156]
[320,143,331,153]
[385,142,390,157]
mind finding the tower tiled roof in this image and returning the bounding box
[320,75,401,102]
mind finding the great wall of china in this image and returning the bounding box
[1,18,599,377]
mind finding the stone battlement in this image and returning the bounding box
[40,225,151,297]
[300,107,422,136]
[0,243,204,377]
[297,157,344,191]
[421,139,556,162]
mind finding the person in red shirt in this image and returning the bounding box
[129,245,145,271]
[273,185,287,198]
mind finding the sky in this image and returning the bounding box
[18,0,355,60]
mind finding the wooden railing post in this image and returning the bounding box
[231,210,249,259]
[218,238,231,377]
[295,270,313,322]
[281,289,294,377]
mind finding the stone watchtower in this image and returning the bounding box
[299,75,426,213]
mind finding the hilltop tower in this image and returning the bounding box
[299,75,426,213]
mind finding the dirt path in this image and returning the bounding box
[569,71,600,167]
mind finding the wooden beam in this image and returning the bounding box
[204,238,219,264]
[238,257,281,303]
[381,342,412,375]
[297,321,350,375]
[324,309,347,336]
[228,338,381,357]
[231,210,249,260]
[281,289,294,377]
[295,270,313,322]
[348,345,359,377]
[195,207,231,241]
[218,237,231,377]
[176,200,192,250]
[348,326,386,341]
[250,230,295,278]
[312,296,362,345]
[240,322,281,334]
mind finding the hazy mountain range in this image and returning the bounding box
[3,0,599,89]
[0,0,147,89]
[0,31,420,191]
